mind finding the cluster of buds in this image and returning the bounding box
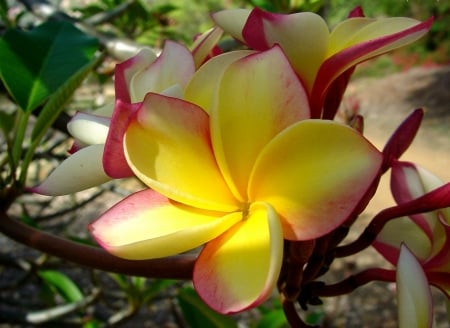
[33,6,449,326]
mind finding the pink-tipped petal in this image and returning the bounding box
[90,189,241,260]
[125,93,238,212]
[103,100,140,178]
[31,144,110,195]
[128,41,195,102]
[67,112,110,145]
[311,17,432,114]
[249,120,382,240]
[211,46,310,200]
[193,202,283,314]
[115,47,157,103]
[397,244,433,328]
[242,9,329,92]
[191,27,224,68]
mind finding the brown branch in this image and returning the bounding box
[0,209,195,279]
[315,268,396,297]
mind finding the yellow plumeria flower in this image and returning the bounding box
[90,46,382,313]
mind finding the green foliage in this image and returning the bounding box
[38,270,84,303]
[177,286,238,328]
[0,21,98,112]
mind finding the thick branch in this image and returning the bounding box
[0,209,195,279]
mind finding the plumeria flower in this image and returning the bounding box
[32,28,223,195]
[373,161,450,326]
[212,7,432,119]
[89,46,383,314]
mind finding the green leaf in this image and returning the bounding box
[0,21,98,112]
[177,286,238,328]
[257,309,288,328]
[30,54,102,141]
[38,270,84,303]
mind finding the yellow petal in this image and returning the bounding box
[249,120,382,240]
[125,93,238,212]
[252,11,329,91]
[211,46,310,200]
[211,9,252,42]
[397,244,432,328]
[184,50,253,114]
[89,190,241,259]
[193,202,283,314]
[191,27,223,69]
[329,17,427,56]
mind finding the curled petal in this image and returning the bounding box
[114,47,157,103]
[211,9,251,42]
[391,161,450,240]
[193,202,283,314]
[242,9,329,92]
[129,41,195,102]
[31,145,110,195]
[373,216,431,264]
[89,190,241,260]
[103,100,140,178]
[311,17,432,114]
[68,112,110,145]
[125,93,238,212]
[249,120,382,240]
[211,46,310,200]
[184,50,253,114]
[397,244,432,328]
[191,27,224,68]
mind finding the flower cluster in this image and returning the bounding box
[33,6,449,326]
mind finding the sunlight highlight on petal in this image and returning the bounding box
[125,93,238,212]
[90,190,241,259]
[249,120,382,240]
[211,47,310,200]
[193,202,283,314]
[184,50,253,114]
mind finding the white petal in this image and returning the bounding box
[31,145,111,195]
[68,112,110,145]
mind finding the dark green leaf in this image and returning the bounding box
[31,54,102,141]
[177,286,238,328]
[0,21,98,112]
[38,270,84,303]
